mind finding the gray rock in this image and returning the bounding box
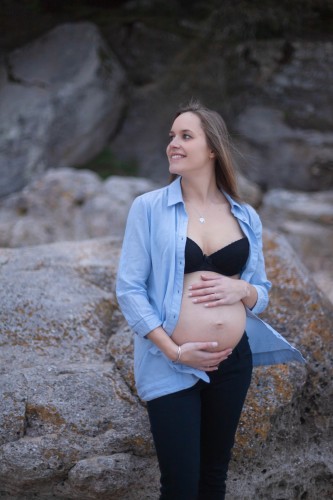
[0,232,332,498]
[0,168,159,247]
[0,238,157,498]
[0,22,126,197]
[110,39,333,192]
[260,189,333,302]
[109,231,333,499]
[0,167,258,248]
[64,454,158,500]
[237,173,262,207]
[260,189,333,226]
[229,40,333,191]
[235,105,333,191]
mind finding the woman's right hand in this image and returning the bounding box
[177,342,232,371]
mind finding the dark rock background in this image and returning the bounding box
[1,0,333,191]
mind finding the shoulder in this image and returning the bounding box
[225,191,261,226]
[225,193,263,236]
[241,203,262,226]
[134,184,169,205]
[130,185,167,209]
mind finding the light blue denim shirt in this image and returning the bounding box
[116,177,304,401]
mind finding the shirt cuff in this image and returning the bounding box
[133,314,162,338]
[250,285,269,315]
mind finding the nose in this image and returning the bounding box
[169,135,180,147]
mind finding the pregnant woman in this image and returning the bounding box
[116,101,304,500]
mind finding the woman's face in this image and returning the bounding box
[167,112,215,177]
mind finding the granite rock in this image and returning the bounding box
[260,189,333,303]
[0,167,259,249]
[0,232,331,499]
[0,22,126,197]
[0,168,158,247]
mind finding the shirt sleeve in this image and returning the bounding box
[245,205,272,315]
[116,196,162,337]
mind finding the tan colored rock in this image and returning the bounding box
[109,230,333,499]
[0,231,332,499]
[0,238,157,498]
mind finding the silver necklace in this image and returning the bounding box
[192,206,206,224]
[185,199,207,223]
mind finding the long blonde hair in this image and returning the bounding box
[169,100,241,201]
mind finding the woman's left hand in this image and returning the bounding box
[188,274,249,307]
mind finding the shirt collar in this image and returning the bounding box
[167,176,242,212]
[167,177,184,206]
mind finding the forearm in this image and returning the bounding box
[146,326,179,361]
[241,280,258,310]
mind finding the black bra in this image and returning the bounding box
[184,237,249,276]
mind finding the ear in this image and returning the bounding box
[209,150,216,158]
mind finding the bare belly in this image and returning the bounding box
[171,271,246,351]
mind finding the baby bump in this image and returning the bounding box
[171,273,247,351]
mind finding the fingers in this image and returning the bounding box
[198,365,219,371]
[188,281,216,293]
[198,349,233,371]
[189,288,219,299]
[179,342,233,371]
[190,292,223,305]
[195,344,233,364]
[188,286,215,296]
[191,342,232,355]
[204,299,223,308]
[188,276,221,291]
[192,341,219,350]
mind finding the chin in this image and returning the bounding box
[169,165,179,175]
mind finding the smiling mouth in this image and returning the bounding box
[170,154,185,160]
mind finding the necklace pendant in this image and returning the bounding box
[199,217,205,224]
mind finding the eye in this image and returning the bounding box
[168,134,175,142]
[183,133,191,140]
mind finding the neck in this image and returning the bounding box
[180,174,220,206]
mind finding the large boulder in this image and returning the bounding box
[0,168,158,247]
[0,22,126,197]
[235,103,333,192]
[260,189,333,303]
[0,238,158,499]
[0,230,332,499]
[110,39,333,192]
[0,167,260,248]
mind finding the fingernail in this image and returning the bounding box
[188,292,192,297]
[188,285,192,290]
[212,342,218,347]
[192,299,198,303]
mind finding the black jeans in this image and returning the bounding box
[146,332,253,500]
